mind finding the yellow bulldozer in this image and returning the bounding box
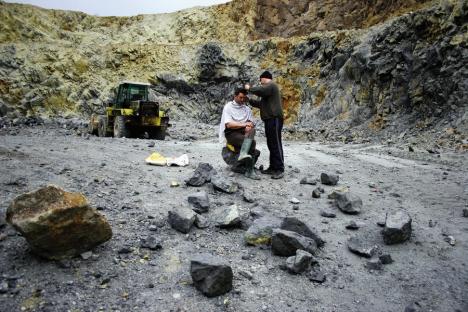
[88,81,169,139]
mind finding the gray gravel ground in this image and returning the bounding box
[0,123,467,312]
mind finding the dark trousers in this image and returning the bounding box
[264,117,284,172]
[224,128,256,155]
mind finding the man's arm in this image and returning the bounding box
[248,98,261,108]
[225,120,254,129]
[248,84,272,97]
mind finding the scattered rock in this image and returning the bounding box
[379,254,393,265]
[244,216,283,246]
[300,177,317,185]
[320,209,336,218]
[80,251,93,260]
[463,209,468,218]
[242,190,256,203]
[335,192,362,214]
[444,235,456,246]
[147,141,155,148]
[347,236,377,258]
[0,280,9,294]
[280,217,325,247]
[308,270,326,283]
[216,204,241,228]
[186,163,217,187]
[140,236,162,250]
[320,173,339,186]
[194,214,210,229]
[190,254,233,297]
[6,185,112,260]
[211,175,238,194]
[168,207,196,234]
[285,250,313,274]
[271,229,318,257]
[365,258,383,270]
[345,221,360,230]
[381,210,412,245]
[187,191,210,213]
[312,188,321,198]
[290,197,300,204]
[404,302,422,312]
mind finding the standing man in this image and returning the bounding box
[245,71,284,179]
[219,87,260,180]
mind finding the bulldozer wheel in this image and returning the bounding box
[88,115,98,135]
[97,116,108,137]
[149,127,166,140]
[114,116,130,138]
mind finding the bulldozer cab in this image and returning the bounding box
[115,82,150,108]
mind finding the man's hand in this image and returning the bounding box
[244,84,250,91]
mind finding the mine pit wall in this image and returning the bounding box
[0,0,466,146]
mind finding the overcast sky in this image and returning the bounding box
[5,0,232,16]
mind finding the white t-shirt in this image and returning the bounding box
[218,100,253,143]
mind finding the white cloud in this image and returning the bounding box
[4,0,232,16]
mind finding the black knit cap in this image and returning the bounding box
[259,70,273,79]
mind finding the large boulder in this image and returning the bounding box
[190,254,233,297]
[6,185,112,260]
[381,210,412,244]
[244,216,283,246]
[271,229,318,257]
[280,217,325,247]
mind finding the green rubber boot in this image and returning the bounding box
[244,158,260,180]
[237,138,253,163]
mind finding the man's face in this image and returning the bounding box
[234,92,248,104]
[260,78,270,85]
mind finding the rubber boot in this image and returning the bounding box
[237,138,253,163]
[244,158,260,180]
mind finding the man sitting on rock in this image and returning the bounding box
[219,87,260,180]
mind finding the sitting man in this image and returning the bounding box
[219,87,260,180]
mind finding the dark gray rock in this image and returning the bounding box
[194,214,210,229]
[216,205,241,228]
[365,258,383,270]
[0,280,9,294]
[312,188,321,198]
[345,221,360,230]
[140,236,162,251]
[190,254,233,297]
[271,229,318,257]
[320,209,336,218]
[244,216,283,246]
[186,163,217,187]
[320,173,339,186]
[0,101,8,117]
[335,192,362,214]
[300,177,317,185]
[404,302,422,312]
[280,217,325,247]
[381,210,412,245]
[167,207,196,234]
[463,209,468,218]
[242,190,256,203]
[347,236,377,258]
[187,191,210,213]
[211,175,238,194]
[308,270,326,283]
[285,250,313,274]
[379,254,393,265]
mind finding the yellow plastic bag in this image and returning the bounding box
[145,152,167,166]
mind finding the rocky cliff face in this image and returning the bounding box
[0,0,466,148]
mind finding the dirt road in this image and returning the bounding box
[1,124,467,312]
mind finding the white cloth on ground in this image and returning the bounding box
[218,100,253,144]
